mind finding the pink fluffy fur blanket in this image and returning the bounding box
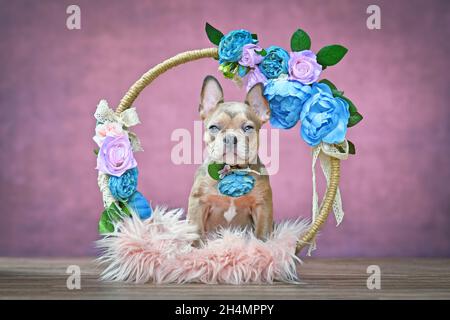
[96,207,309,284]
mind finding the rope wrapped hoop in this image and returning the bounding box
[112,47,341,255]
[115,48,219,115]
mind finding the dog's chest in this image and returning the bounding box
[201,194,257,233]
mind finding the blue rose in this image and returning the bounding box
[300,83,350,147]
[264,79,312,129]
[109,167,138,201]
[218,172,255,197]
[258,46,290,79]
[218,29,257,63]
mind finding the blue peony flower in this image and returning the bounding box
[109,167,138,201]
[128,191,152,220]
[218,172,255,197]
[264,79,312,129]
[258,46,290,79]
[218,29,257,64]
[300,83,350,147]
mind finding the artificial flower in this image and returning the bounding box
[244,67,267,92]
[258,46,290,79]
[96,134,137,177]
[108,167,138,201]
[300,83,350,146]
[128,191,152,219]
[218,29,257,63]
[218,171,255,197]
[288,50,322,85]
[218,164,231,179]
[93,122,126,147]
[264,78,312,129]
[239,44,264,67]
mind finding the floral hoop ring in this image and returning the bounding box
[94,25,363,284]
[96,47,339,254]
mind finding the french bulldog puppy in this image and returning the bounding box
[187,75,273,240]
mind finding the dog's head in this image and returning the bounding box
[199,76,270,166]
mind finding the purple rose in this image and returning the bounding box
[96,134,137,177]
[288,50,322,85]
[239,44,264,67]
[244,67,268,92]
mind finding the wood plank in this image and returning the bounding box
[0,258,449,299]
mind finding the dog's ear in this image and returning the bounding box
[199,76,224,119]
[245,83,270,123]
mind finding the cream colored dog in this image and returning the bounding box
[187,76,273,239]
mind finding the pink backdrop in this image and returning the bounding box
[0,0,449,257]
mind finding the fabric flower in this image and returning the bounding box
[218,172,255,197]
[300,83,350,147]
[218,29,257,63]
[239,44,264,67]
[244,67,267,92]
[258,46,290,79]
[96,134,137,177]
[108,167,138,201]
[288,50,322,85]
[128,191,152,220]
[264,79,312,129]
[93,122,126,147]
[218,164,231,179]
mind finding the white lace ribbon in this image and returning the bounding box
[308,140,349,255]
[94,99,140,127]
[94,99,143,152]
[98,172,115,208]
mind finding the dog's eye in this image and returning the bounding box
[208,125,220,133]
[243,125,254,132]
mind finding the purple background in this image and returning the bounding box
[0,0,449,257]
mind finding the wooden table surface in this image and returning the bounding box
[0,258,449,299]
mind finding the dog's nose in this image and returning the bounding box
[223,134,238,145]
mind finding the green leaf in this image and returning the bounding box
[98,209,114,234]
[223,71,234,79]
[318,80,362,128]
[318,79,337,90]
[318,79,344,97]
[220,62,238,79]
[336,144,345,153]
[332,89,344,97]
[290,28,311,51]
[348,140,356,155]
[255,48,267,56]
[251,33,258,40]
[340,96,363,127]
[317,45,348,66]
[93,148,99,156]
[316,82,362,127]
[205,22,224,46]
[118,201,133,217]
[341,96,357,114]
[347,112,363,128]
[208,162,225,180]
[98,202,126,235]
